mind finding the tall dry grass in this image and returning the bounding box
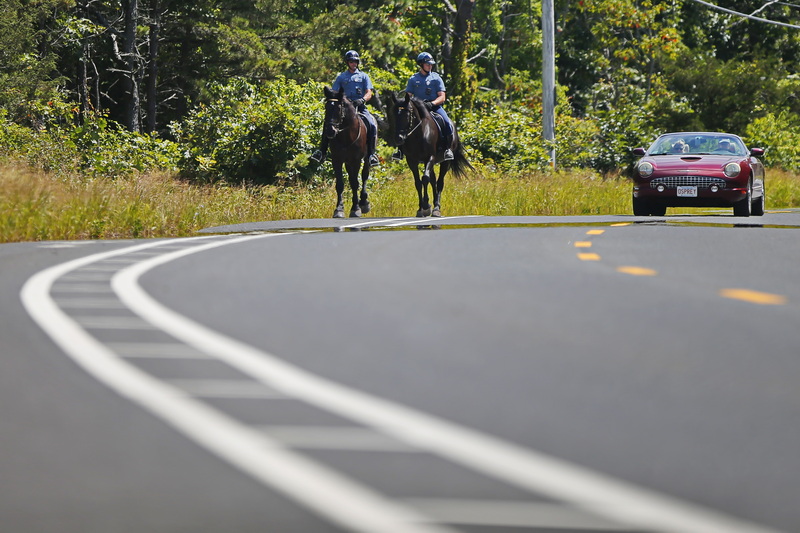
[2,161,799,242]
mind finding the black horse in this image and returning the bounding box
[386,92,472,217]
[322,86,371,218]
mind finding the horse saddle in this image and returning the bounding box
[430,111,449,151]
[357,112,374,135]
[430,111,446,135]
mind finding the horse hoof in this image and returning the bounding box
[333,209,345,218]
[432,208,442,217]
[359,200,371,214]
[349,208,362,218]
[416,209,426,218]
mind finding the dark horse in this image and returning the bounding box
[387,92,472,217]
[322,86,371,218]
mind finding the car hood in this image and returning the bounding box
[645,154,741,171]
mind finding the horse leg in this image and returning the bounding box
[358,156,371,214]
[410,163,428,217]
[347,160,362,218]
[333,163,345,218]
[431,162,448,217]
[418,158,435,217]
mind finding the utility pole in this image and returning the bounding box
[542,0,556,169]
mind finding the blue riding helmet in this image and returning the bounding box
[344,50,360,63]
[416,52,435,65]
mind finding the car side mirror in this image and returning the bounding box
[632,147,646,157]
[750,147,765,157]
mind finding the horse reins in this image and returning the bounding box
[397,103,422,138]
[326,98,364,148]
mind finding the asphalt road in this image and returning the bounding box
[3,211,800,533]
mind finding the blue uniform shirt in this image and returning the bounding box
[405,70,452,136]
[332,69,374,101]
[405,71,446,101]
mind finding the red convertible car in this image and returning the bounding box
[631,132,765,217]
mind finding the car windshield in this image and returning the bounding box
[647,134,747,156]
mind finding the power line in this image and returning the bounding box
[688,0,800,29]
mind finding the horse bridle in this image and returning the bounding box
[395,102,422,141]
[325,98,345,134]
[325,97,363,146]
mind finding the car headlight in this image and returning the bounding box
[638,161,654,177]
[723,162,741,178]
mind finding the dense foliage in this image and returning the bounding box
[2,0,800,181]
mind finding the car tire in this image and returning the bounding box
[632,196,647,216]
[632,195,656,216]
[733,178,752,217]
[751,189,765,216]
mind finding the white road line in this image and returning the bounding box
[50,283,114,292]
[167,379,287,399]
[60,273,114,282]
[384,215,483,227]
[111,234,785,533]
[341,218,409,229]
[22,235,460,533]
[257,425,419,452]
[55,298,127,309]
[401,499,630,530]
[108,342,210,359]
[74,316,158,330]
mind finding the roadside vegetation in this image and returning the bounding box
[3,160,800,243]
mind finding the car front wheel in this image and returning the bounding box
[632,195,665,216]
[751,189,765,216]
[632,195,650,216]
[733,179,752,217]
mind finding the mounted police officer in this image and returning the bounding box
[392,52,455,162]
[311,50,380,167]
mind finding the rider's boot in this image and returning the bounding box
[391,148,403,161]
[367,134,380,167]
[443,135,454,161]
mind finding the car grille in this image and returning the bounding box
[650,176,727,189]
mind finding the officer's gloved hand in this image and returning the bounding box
[351,98,365,107]
[423,100,435,110]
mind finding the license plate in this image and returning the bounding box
[677,186,697,197]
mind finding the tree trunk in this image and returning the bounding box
[145,0,162,133]
[121,0,140,132]
[448,0,476,110]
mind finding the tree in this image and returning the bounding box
[0,0,66,125]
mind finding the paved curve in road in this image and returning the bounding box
[4,211,800,533]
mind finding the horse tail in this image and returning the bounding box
[449,141,474,178]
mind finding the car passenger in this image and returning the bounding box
[715,139,735,154]
[670,139,688,153]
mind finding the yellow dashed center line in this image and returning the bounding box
[577,253,601,261]
[617,266,658,276]
[720,289,787,305]
[574,241,593,248]
[586,230,605,235]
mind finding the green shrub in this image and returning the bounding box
[1,109,180,178]
[745,111,800,172]
[172,77,325,184]
[70,115,181,178]
[459,104,552,171]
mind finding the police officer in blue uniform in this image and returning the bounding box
[311,50,380,167]
[392,52,455,162]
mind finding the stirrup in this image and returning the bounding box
[391,150,403,161]
[310,150,325,163]
[369,154,380,167]
[443,148,454,161]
